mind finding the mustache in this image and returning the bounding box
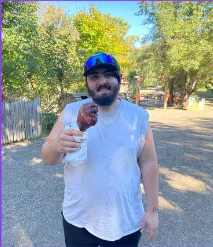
[97,85,111,91]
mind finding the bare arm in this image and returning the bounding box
[139,125,159,241]
[41,111,83,166]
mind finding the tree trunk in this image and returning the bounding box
[179,69,198,109]
[57,66,64,95]
[60,79,64,95]
[183,94,190,110]
[169,79,174,105]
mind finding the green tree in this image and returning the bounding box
[2,1,40,100]
[131,45,162,88]
[137,1,213,102]
[37,4,84,112]
[38,4,82,95]
[73,5,138,77]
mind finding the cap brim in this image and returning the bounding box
[84,64,118,76]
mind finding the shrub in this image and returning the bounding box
[42,112,58,133]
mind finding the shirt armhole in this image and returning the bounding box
[138,109,149,157]
[64,104,74,127]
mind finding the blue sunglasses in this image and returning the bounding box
[84,53,120,76]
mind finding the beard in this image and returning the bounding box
[86,82,120,106]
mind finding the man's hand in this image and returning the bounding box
[55,128,83,154]
[42,111,84,166]
[141,211,159,241]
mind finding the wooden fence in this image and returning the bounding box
[2,98,42,144]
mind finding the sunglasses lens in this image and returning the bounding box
[84,53,120,75]
[85,54,109,69]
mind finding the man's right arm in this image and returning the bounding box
[41,111,83,166]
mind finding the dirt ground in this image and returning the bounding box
[2,100,213,247]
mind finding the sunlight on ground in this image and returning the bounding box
[4,142,30,149]
[16,142,30,147]
[165,141,184,146]
[197,147,213,153]
[184,153,206,160]
[11,216,33,246]
[17,228,33,247]
[31,158,42,165]
[160,167,209,193]
[54,173,64,178]
[159,195,182,212]
[141,185,182,212]
[205,143,213,148]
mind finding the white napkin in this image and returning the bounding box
[63,123,88,167]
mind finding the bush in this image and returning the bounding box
[42,112,58,133]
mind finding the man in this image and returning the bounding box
[42,52,159,247]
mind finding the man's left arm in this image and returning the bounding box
[139,124,159,241]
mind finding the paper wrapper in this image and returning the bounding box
[63,123,88,167]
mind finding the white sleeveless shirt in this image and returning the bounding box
[63,98,149,241]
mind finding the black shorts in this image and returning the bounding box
[62,213,142,247]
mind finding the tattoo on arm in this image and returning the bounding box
[153,207,158,212]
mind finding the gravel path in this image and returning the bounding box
[2,103,213,247]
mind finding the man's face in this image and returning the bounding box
[86,68,120,106]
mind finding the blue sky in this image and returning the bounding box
[52,1,150,47]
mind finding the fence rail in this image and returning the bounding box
[2,98,42,144]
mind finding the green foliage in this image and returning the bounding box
[69,81,87,93]
[38,3,82,95]
[206,82,213,91]
[2,1,40,100]
[73,5,138,77]
[42,112,58,133]
[195,88,213,98]
[127,71,137,96]
[131,45,162,88]
[136,2,213,98]
[2,2,142,111]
